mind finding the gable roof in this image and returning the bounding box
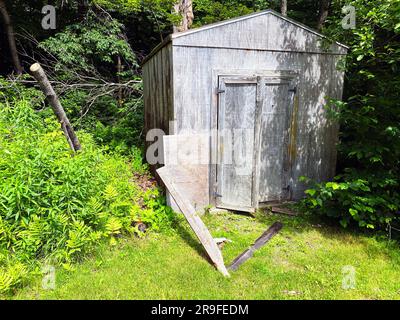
[143,9,348,65]
[172,9,347,47]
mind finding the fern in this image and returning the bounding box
[105,217,123,236]
[103,184,118,201]
[0,271,13,294]
[0,82,174,294]
[0,262,28,294]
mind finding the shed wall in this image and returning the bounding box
[143,43,174,168]
[173,12,347,55]
[171,46,345,202]
[142,11,347,210]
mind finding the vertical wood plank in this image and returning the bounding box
[217,78,257,210]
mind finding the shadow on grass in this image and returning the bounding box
[172,218,215,265]
[170,207,400,272]
[256,209,400,260]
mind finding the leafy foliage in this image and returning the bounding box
[39,10,137,74]
[301,0,400,231]
[1,0,399,295]
[0,83,174,293]
[193,0,260,26]
[93,0,180,30]
[37,9,144,151]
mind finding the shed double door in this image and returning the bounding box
[216,75,295,212]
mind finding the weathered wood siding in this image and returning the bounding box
[143,10,347,209]
[171,49,345,204]
[258,79,292,202]
[216,78,257,210]
[143,43,174,168]
[172,11,346,54]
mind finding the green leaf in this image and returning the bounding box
[305,189,316,196]
[349,208,358,216]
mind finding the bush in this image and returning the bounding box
[0,82,173,294]
[300,0,400,232]
[300,171,399,230]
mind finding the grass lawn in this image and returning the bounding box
[11,211,400,300]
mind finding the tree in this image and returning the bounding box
[0,0,22,74]
[281,0,287,16]
[173,0,194,32]
[317,0,330,30]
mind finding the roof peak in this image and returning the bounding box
[170,9,347,49]
[142,9,348,65]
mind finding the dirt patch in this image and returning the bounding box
[131,173,157,192]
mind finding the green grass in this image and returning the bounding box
[9,211,400,300]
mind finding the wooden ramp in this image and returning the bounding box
[157,166,230,277]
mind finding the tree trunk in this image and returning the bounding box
[30,63,81,152]
[317,0,331,31]
[77,0,89,19]
[281,0,288,17]
[173,0,194,33]
[116,55,123,106]
[0,0,22,74]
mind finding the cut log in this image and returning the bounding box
[157,166,230,277]
[228,222,283,271]
[30,63,81,152]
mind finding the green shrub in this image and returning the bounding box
[0,82,173,294]
[300,171,399,230]
[300,0,400,232]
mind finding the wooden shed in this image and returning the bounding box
[143,9,347,214]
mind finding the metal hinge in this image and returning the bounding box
[214,192,223,198]
[289,87,297,94]
[217,88,225,94]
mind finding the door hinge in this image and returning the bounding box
[217,88,225,94]
[214,192,223,198]
[289,87,297,94]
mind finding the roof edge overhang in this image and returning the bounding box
[142,9,348,66]
[142,34,173,65]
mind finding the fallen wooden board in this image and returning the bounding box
[271,206,298,216]
[157,166,230,277]
[259,202,298,216]
[228,222,283,271]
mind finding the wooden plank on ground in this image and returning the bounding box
[271,206,298,216]
[259,201,298,216]
[228,222,283,271]
[157,166,230,277]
